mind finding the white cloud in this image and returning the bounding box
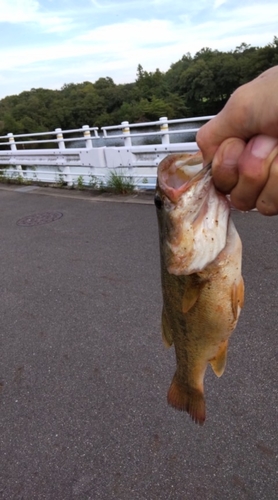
[0,19,184,72]
[77,19,180,46]
[213,0,227,7]
[0,0,39,23]
[0,0,74,33]
[0,0,277,98]
[180,3,278,45]
[0,9,276,76]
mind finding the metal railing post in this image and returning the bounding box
[121,121,132,147]
[8,132,22,172]
[55,128,66,150]
[55,128,73,187]
[8,132,17,152]
[159,117,170,144]
[82,125,93,149]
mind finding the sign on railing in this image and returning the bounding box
[0,116,213,189]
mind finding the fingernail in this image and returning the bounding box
[251,135,278,159]
[221,152,239,166]
[220,140,245,166]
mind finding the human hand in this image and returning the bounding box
[196,66,278,215]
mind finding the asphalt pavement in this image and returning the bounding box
[0,185,277,500]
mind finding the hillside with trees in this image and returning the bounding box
[0,37,277,135]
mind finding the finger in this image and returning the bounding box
[197,87,254,164]
[197,116,229,164]
[211,137,246,193]
[256,154,278,215]
[230,135,278,211]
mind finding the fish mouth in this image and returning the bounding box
[157,153,207,203]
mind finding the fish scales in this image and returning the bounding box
[155,152,244,425]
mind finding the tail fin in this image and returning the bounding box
[167,376,206,425]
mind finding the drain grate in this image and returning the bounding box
[16,212,63,227]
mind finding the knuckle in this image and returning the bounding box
[256,200,278,216]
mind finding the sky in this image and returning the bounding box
[0,0,277,99]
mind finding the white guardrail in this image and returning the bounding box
[0,116,214,189]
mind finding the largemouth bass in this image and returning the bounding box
[155,153,244,425]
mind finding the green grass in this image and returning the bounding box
[106,171,135,194]
[0,168,136,194]
[0,170,31,185]
[77,175,84,190]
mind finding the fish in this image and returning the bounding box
[155,152,244,425]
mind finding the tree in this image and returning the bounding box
[0,37,277,132]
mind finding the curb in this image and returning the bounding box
[0,184,155,205]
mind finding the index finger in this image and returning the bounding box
[196,89,252,164]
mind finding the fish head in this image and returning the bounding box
[155,153,230,275]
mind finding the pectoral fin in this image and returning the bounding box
[182,286,200,313]
[210,340,228,377]
[161,307,173,347]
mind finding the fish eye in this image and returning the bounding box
[154,193,163,209]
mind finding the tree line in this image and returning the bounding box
[0,37,277,136]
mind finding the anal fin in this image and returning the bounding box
[210,339,228,377]
[231,276,245,320]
